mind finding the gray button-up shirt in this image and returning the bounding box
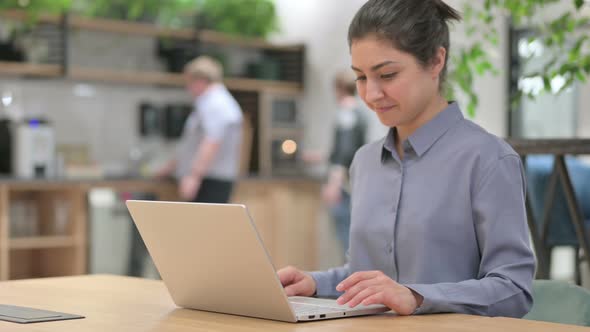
[310,102,535,317]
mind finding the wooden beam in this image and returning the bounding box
[69,67,184,86]
[0,61,62,77]
[0,9,61,25]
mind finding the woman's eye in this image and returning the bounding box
[381,73,397,80]
[355,76,367,82]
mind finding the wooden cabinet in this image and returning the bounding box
[0,180,176,280]
[0,178,321,280]
[0,183,86,280]
[231,179,321,271]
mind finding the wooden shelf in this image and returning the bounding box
[69,67,302,93]
[0,63,302,93]
[69,16,304,51]
[68,67,184,87]
[10,236,77,250]
[0,61,62,78]
[0,10,304,52]
[224,77,302,94]
[0,9,61,25]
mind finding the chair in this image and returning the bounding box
[526,155,590,282]
[524,280,590,326]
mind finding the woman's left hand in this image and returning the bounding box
[335,270,423,315]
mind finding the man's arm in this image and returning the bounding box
[155,158,177,178]
[178,138,221,200]
[190,138,221,179]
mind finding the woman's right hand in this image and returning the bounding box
[277,266,317,297]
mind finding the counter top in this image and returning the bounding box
[0,175,323,185]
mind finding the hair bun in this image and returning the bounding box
[434,0,462,22]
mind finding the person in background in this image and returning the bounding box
[156,56,243,203]
[321,70,367,253]
[278,0,535,317]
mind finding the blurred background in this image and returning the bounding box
[0,0,589,299]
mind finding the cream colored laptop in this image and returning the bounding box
[126,200,389,322]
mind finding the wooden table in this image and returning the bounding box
[0,275,587,331]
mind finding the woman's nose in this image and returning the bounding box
[365,79,384,103]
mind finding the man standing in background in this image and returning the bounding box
[156,56,243,203]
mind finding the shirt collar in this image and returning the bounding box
[196,83,223,103]
[381,102,464,162]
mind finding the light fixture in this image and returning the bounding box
[1,91,13,107]
[281,139,297,155]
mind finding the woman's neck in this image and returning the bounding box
[396,96,449,143]
[394,95,449,159]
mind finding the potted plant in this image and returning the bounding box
[194,0,279,39]
[451,0,590,117]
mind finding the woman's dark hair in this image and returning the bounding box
[348,0,461,90]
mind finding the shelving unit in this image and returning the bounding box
[0,184,86,280]
[0,180,179,280]
[0,10,305,94]
[1,9,306,176]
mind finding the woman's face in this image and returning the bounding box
[350,35,444,128]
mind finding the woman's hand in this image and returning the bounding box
[336,270,423,315]
[277,266,317,297]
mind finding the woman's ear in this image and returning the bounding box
[430,46,446,80]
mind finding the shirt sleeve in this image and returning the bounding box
[200,103,232,141]
[309,264,351,298]
[404,154,535,317]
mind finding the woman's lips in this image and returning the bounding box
[375,105,396,113]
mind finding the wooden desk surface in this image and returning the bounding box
[0,275,587,332]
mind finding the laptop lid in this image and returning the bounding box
[126,200,297,322]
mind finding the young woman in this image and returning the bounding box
[278,0,535,317]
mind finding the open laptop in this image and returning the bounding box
[126,200,390,322]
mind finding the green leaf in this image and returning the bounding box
[575,70,587,82]
[467,102,476,118]
[542,76,551,91]
[574,0,584,9]
[570,36,588,59]
[475,61,493,75]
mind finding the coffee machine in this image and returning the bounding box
[12,119,56,178]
